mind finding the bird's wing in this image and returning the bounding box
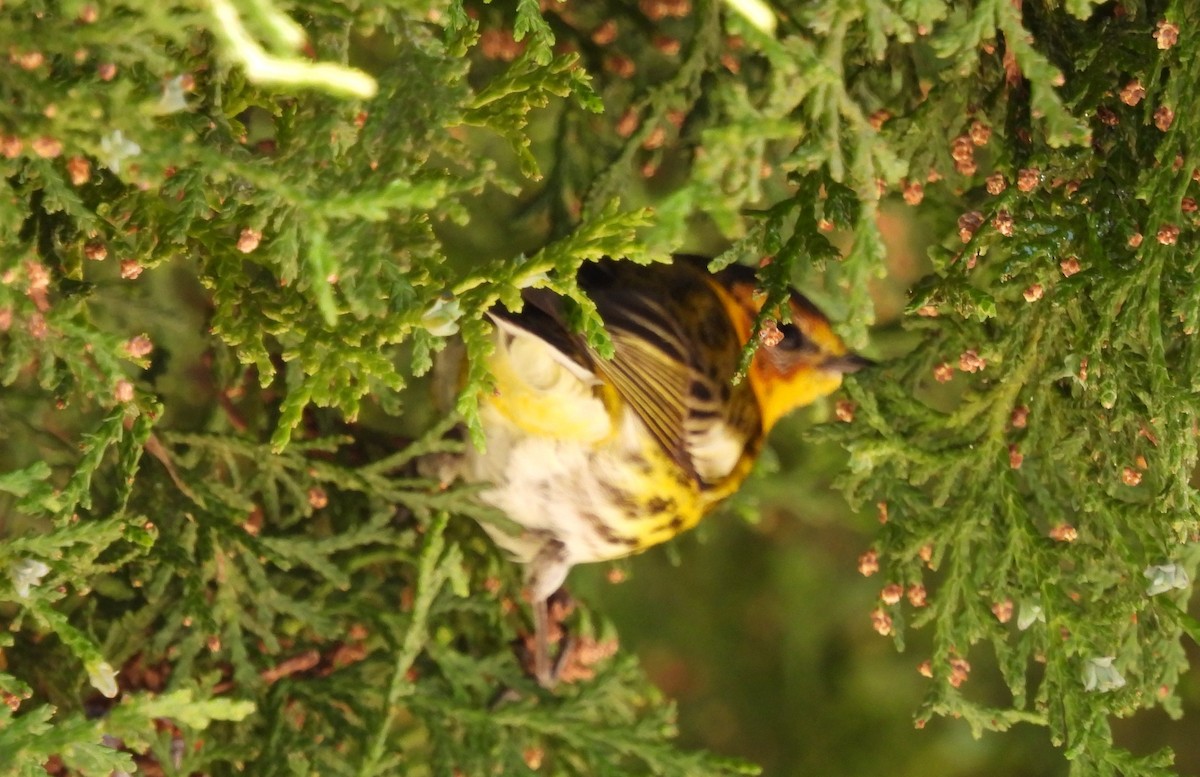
[599,321,695,478]
[579,261,751,485]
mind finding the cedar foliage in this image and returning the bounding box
[0,0,1197,774]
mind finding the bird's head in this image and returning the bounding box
[711,266,872,432]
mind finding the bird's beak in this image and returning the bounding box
[823,353,875,374]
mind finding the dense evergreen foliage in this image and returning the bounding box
[1,0,1197,774]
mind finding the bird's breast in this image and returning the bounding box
[466,398,713,566]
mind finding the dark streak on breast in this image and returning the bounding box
[646,496,677,514]
[581,510,637,548]
[600,481,639,514]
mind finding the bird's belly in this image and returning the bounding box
[464,404,706,567]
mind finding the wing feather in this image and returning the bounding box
[581,262,751,485]
[596,330,694,477]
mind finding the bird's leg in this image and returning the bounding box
[532,593,553,687]
[530,588,579,687]
[525,538,570,688]
[546,589,576,680]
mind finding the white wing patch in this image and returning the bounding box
[686,420,744,482]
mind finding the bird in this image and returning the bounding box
[447,255,870,684]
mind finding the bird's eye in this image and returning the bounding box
[777,322,806,350]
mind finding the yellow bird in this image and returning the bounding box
[452,256,869,683]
